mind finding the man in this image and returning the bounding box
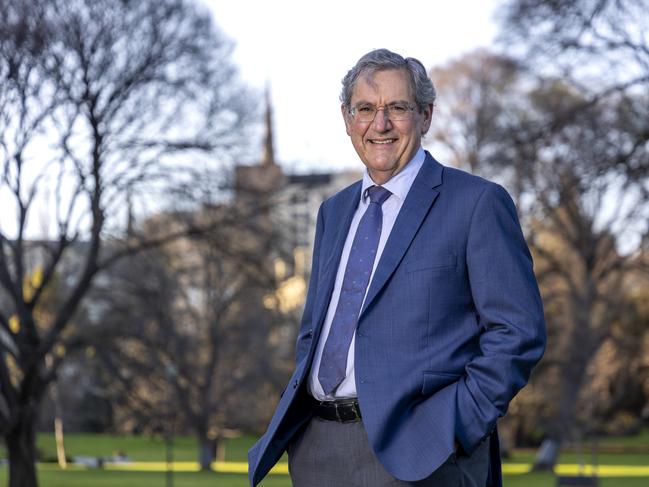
[248,49,545,487]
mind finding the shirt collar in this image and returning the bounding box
[361,147,425,204]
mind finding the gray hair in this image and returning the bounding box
[340,49,437,110]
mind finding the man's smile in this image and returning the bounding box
[369,138,397,144]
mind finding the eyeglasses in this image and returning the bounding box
[347,102,417,123]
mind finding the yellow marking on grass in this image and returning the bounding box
[502,463,649,477]
[30,461,649,477]
[502,463,532,474]
[555,464,649,477]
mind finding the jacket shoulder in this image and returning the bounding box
[321,179,361,211]
[440,164,496,193]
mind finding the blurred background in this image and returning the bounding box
[1,0,647,486]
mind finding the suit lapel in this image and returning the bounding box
[360,153,443,317]
[312,182,362,334]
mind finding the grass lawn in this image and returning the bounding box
[509,449,649,466]
[0,468,648,487]
[0,430,647,486]
[0,469,290,487]
[32,433,265,463]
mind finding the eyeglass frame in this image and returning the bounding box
[346,101,419,123]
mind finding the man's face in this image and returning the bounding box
[342,69,432,185]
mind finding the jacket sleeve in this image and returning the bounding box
[456,183,546,453]
[294,203,325,365]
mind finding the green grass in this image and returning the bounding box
[0,468,648,487]
[0,469,291,487]
[509,449,649,466]
[0,431,647,486]
[599,427,649,448]
[32,433,289,464]
[33,433,257,462]
[22,428,649,463]
[36,434,196,462]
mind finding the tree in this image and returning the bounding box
[499,0,649,98]
[429,50,522,176]
[0,0,253,485]
[497,0,649,467]
[81,203,293,470]
[427,49,649,466]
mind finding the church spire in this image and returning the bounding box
[262,83,276,166]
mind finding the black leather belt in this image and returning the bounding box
[312,398,362,423]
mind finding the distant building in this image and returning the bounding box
[233,88,360,314]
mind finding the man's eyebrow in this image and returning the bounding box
[353,99,411,106]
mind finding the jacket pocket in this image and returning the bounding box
[421,371,462,395]
[406,253,457,273]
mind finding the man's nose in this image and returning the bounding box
[372,107,392,131]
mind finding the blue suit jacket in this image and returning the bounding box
[248,152,546,486]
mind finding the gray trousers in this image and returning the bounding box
[288,417,489,487]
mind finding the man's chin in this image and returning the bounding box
[366,164,402,184]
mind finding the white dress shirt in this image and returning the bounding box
[308,148,426,401]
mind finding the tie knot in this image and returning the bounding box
[366,185,392,206]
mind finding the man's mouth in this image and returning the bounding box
[369,138,397,145]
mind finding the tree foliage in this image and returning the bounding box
[428,45,649,456]
[81,206,293,469]
[499,0,649,96]
[0,0,253,485]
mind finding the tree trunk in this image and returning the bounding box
[6,411,39,487]
[198,436,216,471]
[534,293,600,471]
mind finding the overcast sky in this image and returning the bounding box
[204,0,502,173]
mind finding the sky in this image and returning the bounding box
[204,0,502,173]
[1,0,502,240]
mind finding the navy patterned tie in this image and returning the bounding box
[318,185,392,396]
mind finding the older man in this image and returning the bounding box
[248,48,545,487]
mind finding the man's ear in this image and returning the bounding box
[421,103,433,135]
[341,104,352,136]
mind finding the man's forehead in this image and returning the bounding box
[351,68,413,101]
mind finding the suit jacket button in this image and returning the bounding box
[293,380,298,389]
